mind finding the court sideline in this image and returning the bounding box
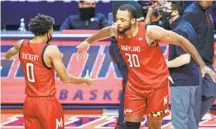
[1,109,216,129]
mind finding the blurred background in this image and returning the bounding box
[1,0,215,30]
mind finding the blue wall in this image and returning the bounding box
[1,1,112,27]
[1,1,215,28]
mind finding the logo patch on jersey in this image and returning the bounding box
[138,37,143,41]
[124,109,133,114]
[148,111,165,117]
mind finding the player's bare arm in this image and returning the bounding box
[76,25,117,60]
[167,54,191,68]
[146,25,205,68]
[47,45,94,86]
[5,39,24,59]
[146,25,216,82]
[86,25,117,44]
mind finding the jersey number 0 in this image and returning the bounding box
[26,63,35,82]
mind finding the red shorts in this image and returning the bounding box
[124,79,169,119]
[23,96,64,129]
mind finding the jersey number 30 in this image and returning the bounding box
[26,63,35,82]
[125,53,140,67]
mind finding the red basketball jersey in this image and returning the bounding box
[19,40,56,96]
[117,23,169,89]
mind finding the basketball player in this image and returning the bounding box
[111,1,143,129]
[5,14,94,129]
[76,4,216,129]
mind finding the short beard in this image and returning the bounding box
[118,29,126,34]
[118,24,131,34]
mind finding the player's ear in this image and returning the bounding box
[47,31,51,38]
[131,18,136,24]
[48,27,53,36]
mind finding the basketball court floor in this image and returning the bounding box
[1,109,216,129]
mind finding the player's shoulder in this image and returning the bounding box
[17,39,25,44]
[17,39,25,46]
[45,45,61,56]
[145,25,162,37]
[145,25,169,42]
[47,45,58,50]
[15,39,25,51]
[146,25,168,35]
[146,25,162,31]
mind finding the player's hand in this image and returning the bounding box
[76,41,90,60]
[84,77,94,87]
[200,66,216,83]
[83,70,94,87]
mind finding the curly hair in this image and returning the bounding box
[28,14,55,35]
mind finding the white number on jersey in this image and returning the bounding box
[125,53,140,67]
[26,63,35,82]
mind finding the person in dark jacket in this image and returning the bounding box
[181,0,216,126]
[60,0,108,30]
[162,1,199,129]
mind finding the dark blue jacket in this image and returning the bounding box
[182,2,215,64]
[60,13,108,30]
[169,18,200,86]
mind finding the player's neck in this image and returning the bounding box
[125,23,139,39]
[30,36,47,44]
